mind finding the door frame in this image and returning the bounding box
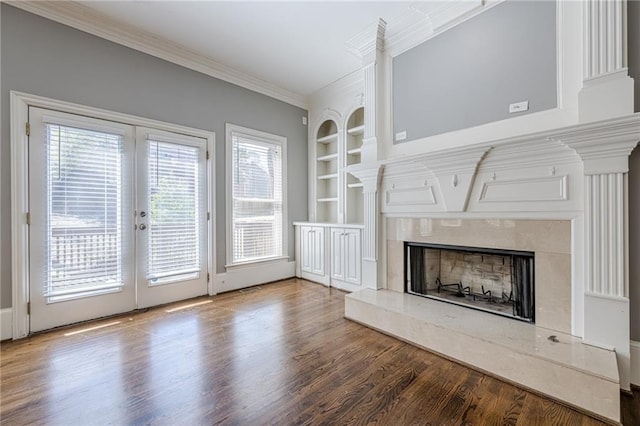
[10,91,216,339]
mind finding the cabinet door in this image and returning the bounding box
[300,226,313,273]
[343,228,361,285]
[311,226,325,276]
[330,228,345,281]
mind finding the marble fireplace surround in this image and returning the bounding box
[387,218,571,333]
[344,115,640,422]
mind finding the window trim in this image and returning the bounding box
[225,123,288,268]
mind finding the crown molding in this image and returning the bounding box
[345,18,387,62]
[6,1,308,109]
[383,0,504,58]
[551,114,640,174]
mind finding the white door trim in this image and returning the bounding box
[10,91,216,339]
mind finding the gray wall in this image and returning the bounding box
[393,0,557,142]
[0,4,308,308]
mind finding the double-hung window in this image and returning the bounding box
[226,124,287,266]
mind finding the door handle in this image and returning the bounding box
[139,224,147,230]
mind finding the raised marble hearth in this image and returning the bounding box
[344,289,620,421]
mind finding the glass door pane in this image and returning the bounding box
[136,128,208,308]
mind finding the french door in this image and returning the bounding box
[28,108,208,332]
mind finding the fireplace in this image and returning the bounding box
[404,242,535,322]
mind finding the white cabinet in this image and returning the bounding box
[330,227,362,291]
[295,223,362,290]
[297,225,329,285]
[300,225,325,276]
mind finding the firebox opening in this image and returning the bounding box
[404,242,535,322]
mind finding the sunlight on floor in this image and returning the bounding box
[63,321,122,336]
[165,300,212,313]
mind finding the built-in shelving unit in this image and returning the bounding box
[316,119,339,223]
[345,107,364,224]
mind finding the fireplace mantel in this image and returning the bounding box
[346,113,639,421]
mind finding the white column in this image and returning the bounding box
[579,0,634,122]
[361,61,379,163]
[347,163,384,289]
[584,173,625,297]
[345,18,387,289]
[560,125,639,391]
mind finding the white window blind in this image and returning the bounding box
[231,133,283,264]
[45,124,124,301]
[146,140,201,283]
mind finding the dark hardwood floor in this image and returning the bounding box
[0,279,636,425]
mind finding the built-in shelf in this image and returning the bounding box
[345,107,365,225]
[317,133,339,144]
[318,173,338,180]
[317,153,339,162]
[347,125,365,136]
[317,197,338,203]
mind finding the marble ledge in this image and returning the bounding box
[345,289,620,422]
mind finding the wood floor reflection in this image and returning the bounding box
[0,279,632,425]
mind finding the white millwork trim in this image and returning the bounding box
[632,340,640,386]
[345,18,387,62]
[362,193,378,262]
[555,117,639,174]
[363,63,376,142]
[584,0,625,79]
[7,1,307,109]
[387,0,484,57]
[207,134,216,296]
[10,92,30,339]
[585,173,626,296]
[10,91,216,339]
[1,309,13,341]
[345,162,384,263]
[213,261,295,294]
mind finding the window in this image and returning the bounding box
[226,124,287,266]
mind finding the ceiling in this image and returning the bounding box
[76,1,416,98]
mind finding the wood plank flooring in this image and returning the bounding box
[0,279,635,425]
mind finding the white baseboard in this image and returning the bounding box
[1,308,13,340]
[213,261,296,294]
[632,340,640,386]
